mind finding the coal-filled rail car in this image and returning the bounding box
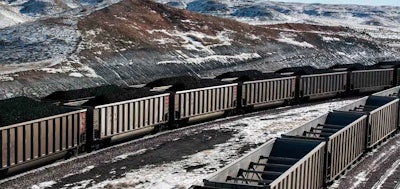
[337,95,398,149]
[216,70,296,110]
[375,61,400,86]
[0,97,86,176]
[283,111,367,183]
[44,85,169,146]
[203,137,325,189]
[331,64,394,93]
[277,66,347,100]
[146,76,237,125]
[351,68,393,93]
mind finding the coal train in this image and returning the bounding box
[198,85,400,189]
[0,61,399,177]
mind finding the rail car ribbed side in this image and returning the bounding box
[242,77,296,108]
[92,93,169,140]
[284,111,368,182]
[174,84,238,120]
[0,109,86,171]
[338,96,399,148]
[351,69,393,92]
[300,72,347,99]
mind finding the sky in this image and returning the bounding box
[274,0,400,7]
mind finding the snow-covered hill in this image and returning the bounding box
[0,0,121,28]
[0,2,32,28]
[155,0,400,48]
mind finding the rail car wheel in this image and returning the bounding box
[153,124,167,134]
[283,99,294,106]
[65,149,77,159]
[223,109,236,117]
[0,169,8,179]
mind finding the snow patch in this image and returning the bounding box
[0,3,32,28]
[0,75,14,81]
[153,38,176,45]
[246,33,261,40]
[322,36,341,42]
[64,179,93,189]
[372,159,400,189]
[349,171,368,189]
[81,165,95,173]
[149,29,234,54]
[157,53,261,65]
[80,65,99,78]
[40,63,98,78]
[111,149,148,163]
[81,29,111,51]
[31,181,56,189]
[277,32,314,48]
[63,165,96,178]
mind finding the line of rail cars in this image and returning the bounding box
[0,62,399,177]
[198,86,400,189]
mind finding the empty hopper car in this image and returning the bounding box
[198,88,400,189]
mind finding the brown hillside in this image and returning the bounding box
[78,0,279,56]
[77,0,370,60]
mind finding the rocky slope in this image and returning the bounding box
[0,0,398,99]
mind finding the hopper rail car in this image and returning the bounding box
[197,85,400,189]
[0,61,400,178]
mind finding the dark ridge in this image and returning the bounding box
[275,66,317,75]
[216,70,285,81]
[329,63,369,70]
[43,85,124,102]
[82,87,166,106]
[375,61,400,68]
[312,68,346,74]
[146,76,229,91]
[216,70,264,79]
[0,97,74,127]
[20,0,46,15]
[186,0,228,13]
[231,6,273,18]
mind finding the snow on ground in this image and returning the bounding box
[55,99,355,189]
[110,149,148,163]
[322,36,341,42]
[157,53,261,65]
[277,32,315,48]
[0,75,14,81]
[148,29,234,54]
[349,172,368,189]
[40,63,99,78]
[329,136,400,189]
[0,3,32,28]
[31,181,57,189]
[371,159,400,189]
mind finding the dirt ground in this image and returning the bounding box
[335,133,400,189]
